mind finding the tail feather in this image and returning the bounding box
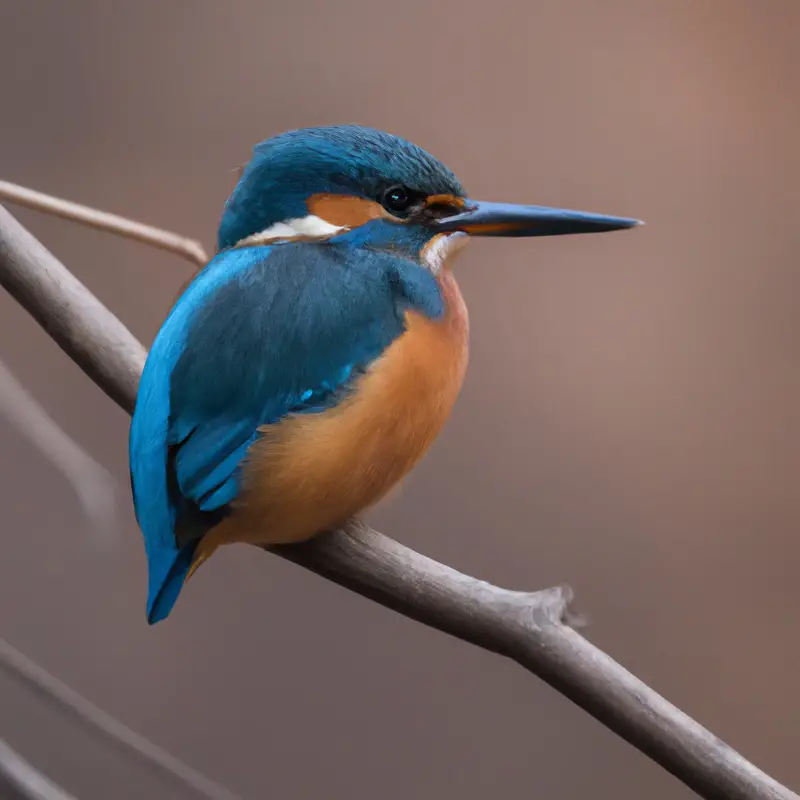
[146,542,199,625]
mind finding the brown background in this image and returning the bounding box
[1,1,798,798]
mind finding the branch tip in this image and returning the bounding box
[526,584,577,628]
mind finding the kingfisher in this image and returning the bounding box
[129,125,640,624]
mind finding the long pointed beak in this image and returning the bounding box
[431,200,643,237]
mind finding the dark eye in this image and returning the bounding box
[381,184,415,215]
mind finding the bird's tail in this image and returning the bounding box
[145,539,204,625]
[146,516,231,624]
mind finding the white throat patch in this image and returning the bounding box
[236,215,347,247]
[422,232,469,275]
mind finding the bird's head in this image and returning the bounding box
[218,125,640,273]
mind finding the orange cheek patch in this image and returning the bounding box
[307,194,389,228]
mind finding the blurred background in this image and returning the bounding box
[1,1,798,798]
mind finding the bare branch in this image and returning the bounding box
[0,200,796,800]
[0,204,145,414]
[0,641,244,800]
[0,181,208,268]
[0,356,117,542]
[0,740,78,800]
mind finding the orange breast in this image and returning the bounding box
[222,269,469,546]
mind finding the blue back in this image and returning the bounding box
[129,240,444,622]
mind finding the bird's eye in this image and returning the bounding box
[381,185,415,216]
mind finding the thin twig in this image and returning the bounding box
[0,200,797,800]
[0,739,78,800]
[0,356,117,543]
[0,641,244,800]
[0,181,208,268]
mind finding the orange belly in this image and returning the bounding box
[214,268,469,548]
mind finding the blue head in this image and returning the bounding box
[218,125,641,267]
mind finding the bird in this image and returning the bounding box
[129,124,641,624]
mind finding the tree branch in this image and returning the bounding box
[0,181,208,268]
[0,740,78,800]
[0,356,117,542]
[0,641,244,800]
[0,201,795,800]
[0,204,145,414]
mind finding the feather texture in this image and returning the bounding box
[218,126,465,250]
[129,240,448,623]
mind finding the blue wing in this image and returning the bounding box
[129,241,442,623]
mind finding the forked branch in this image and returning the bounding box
[0,198,795,800]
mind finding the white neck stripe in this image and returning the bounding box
[235,215,347,247]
